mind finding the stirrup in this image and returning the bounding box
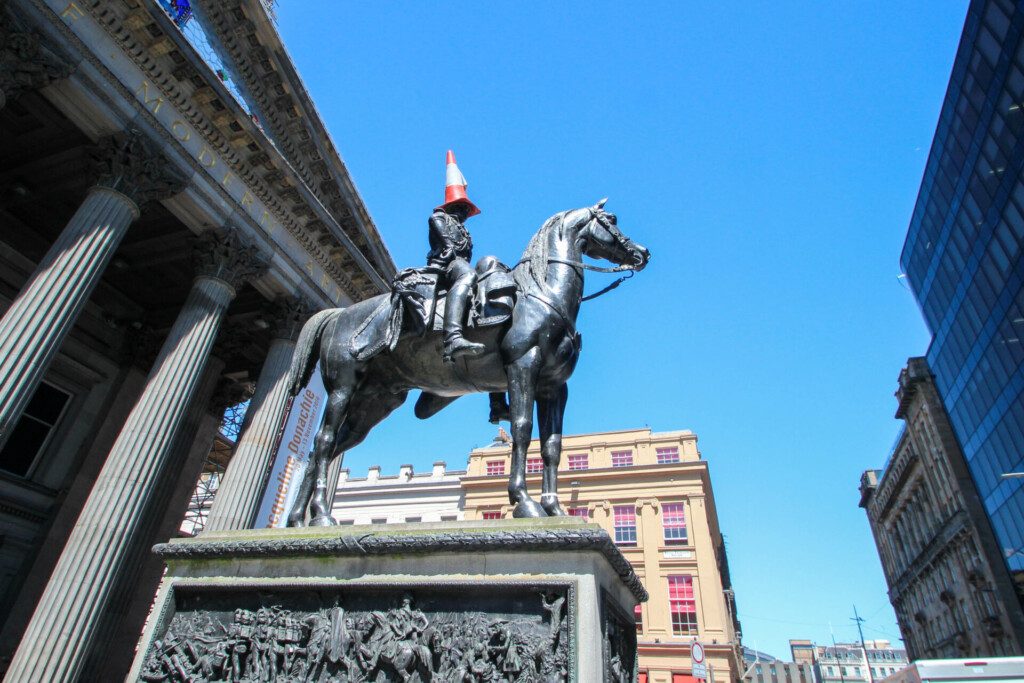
[443,335,484,362]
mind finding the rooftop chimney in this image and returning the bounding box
[367,465,380,482]
[432,461,446,478]
[399,464,413,481]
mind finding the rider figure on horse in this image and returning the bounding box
[429,151,513,422]
[430,150,486,362]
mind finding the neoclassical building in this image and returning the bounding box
[331,462,466,525]
[461,427,744,683]
[860,357,1024,659]
[0,0,393,679]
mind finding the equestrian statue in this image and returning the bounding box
[285,151,650,526]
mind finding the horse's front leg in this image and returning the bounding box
[506,349,545,518]
[538,383,568,516]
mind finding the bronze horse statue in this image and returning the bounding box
[286,201,650,525]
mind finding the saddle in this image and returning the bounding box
[350,258,517,361]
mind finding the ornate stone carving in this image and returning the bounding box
[140,587,569,682]
[154,527,648,603]
[121,323,163,371]
[208,377,255,417]
[91,130,187,206]
[266,295,312,342]
[602,596,638,683]
[0,1,74,109]
[193,228,269,290]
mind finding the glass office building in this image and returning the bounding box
[902,0,1024,587]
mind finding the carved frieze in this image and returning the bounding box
[139,586,570,682]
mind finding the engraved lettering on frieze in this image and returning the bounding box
[60,2,85,21]
[136,80,165,114]
[140,589,569,682]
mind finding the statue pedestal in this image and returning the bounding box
[129,517,645,682]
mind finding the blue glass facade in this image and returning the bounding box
[902,0,1024,583]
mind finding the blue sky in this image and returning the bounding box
[275,2,967,659]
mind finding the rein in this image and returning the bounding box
[513,257,639,303]
[546,257,637,302]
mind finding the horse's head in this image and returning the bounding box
[579,199,650,271]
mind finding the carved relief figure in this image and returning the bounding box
[139,590,570,682]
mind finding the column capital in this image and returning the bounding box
[193,228,268,292]
[90,131,187,208]
[265,295,313,341]
[208,376,254,417]
[0,4,75,109]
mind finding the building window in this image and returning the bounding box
[639,673,648,683]
[634,604,643,633]
[568,507,589,519]
[486,460,506,476]
[668,575,698,635]
[441,515,457,521]
[338,520,354,525]
[527,457,543,473]
[405,516,421,523]
[482,511,502,520]
[656,446,680,464]
[613,505,637,545]
[0,381,72,477]
[568,453,589,470]
[662,503,688,544]
[611,450,633,467]
[371,518,387,524]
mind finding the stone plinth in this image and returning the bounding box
[130,518,645,682]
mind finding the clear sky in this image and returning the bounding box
[274,1,968,659]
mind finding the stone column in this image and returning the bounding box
[0,131,184,444]
[204,296,311,531]
[5,229,266,682]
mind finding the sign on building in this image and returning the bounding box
[691,640,707,680]
[254,364,328,528]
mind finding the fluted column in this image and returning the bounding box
[6,229,266,682]
[204,296,311,531]
[0,131,184,444]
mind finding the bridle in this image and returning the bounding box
[511,210,642,343]
[550,209,642,301]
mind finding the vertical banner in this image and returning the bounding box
[253,364,328,528]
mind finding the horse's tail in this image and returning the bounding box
[288,308,341,396]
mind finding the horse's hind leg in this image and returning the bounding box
[287,385,352,527]
[538,383,568,516]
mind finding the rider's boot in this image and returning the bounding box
[443,283,485,361]
[488,392,511,424]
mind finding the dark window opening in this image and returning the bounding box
[0,381,72,477]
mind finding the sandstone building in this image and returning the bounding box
[860,358,1024,659]
[0,1,393,678]
[456,426,743,682]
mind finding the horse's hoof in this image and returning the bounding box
[542,502,567,516]
[512,499,547,518]
[309,515,336,527]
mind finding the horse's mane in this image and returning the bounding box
[514,211,568,292]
